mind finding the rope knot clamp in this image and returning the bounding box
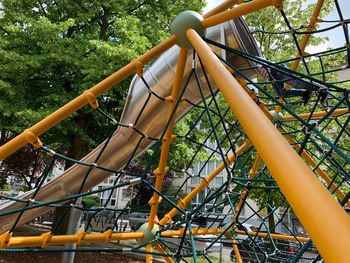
[272,0,283,11]
[83,90,98,109]
[133,59,144,77]
[0,232,12,248]
[40,232,52,248]
[76,230,86,244]
[103,229,113,242]
[178,199,186,209]
[148,196,162,206]
[202,228,209,235]
[309,17,318,25]
[165,96,175,104]
[23,129,42,148]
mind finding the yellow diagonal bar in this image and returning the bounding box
[201,0,282,29]
[290,0,325,71]
[276,0,325,112]
[235,154,261,214]
[203,0,242,18]
[283,108,349,121]
[155,243,175,263]
[147,48,188,230]
[186,28,350,263]
[159,140,250,226]
[0,36,177,161]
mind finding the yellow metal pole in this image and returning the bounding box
[283,108,349,121]
[232,239,243,263]
[235,155,261,213]
[146,244,153,263]
[159,141,250,225]
[203,0,241,18]
[160,228,309,243]
[155,243,175,263]
[231,154,261,263]
[276,0,324,112]
[201,0,282,29]
[2,231,144,248]
[147,48,188,230]
[186,28,350,263]
[0,36,177,161]
[290,0,325,71]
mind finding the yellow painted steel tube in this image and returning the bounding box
[146,244,153,263]
[147,48,188,229]
[203,0,241,18]
[0,36,177,161]
[155,243,175,263]
[186,28,350,263]
[159,141,250,225]
[5,231,144,248]
[283,108,349,121]
[235,155,261,213]
[232,239,243,263]
[202,0,282,29]
[161,228,309,243]
[291,0,324,70]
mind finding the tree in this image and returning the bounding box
[0,0,205,169]
[0,0,205,234]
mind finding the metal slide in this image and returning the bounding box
[0,18,260,233]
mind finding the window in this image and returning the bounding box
[122,188,132,200]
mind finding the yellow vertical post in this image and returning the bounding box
[231,155,260,263]
[146,244,153,263]
[147,48,188,229]
[232,239,243,263]
[186,28,350,263]
[235,155,261,213]
[276,0,325,112]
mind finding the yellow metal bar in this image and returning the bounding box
[201,0,282,29]
[276,0,324,110]
[155,243,175,263]
[147,48,188,230]
[161,228,309,243]
[280,128,350,207]
[186,28,350,263]
[0,36,177,161]
[203,0,241,18]
[235,155,261,213]
[1,231,143,248]
[159,141,250,225]
[290,0,325,71]
[232,239,243,263]
[283,108,349,121]
[146,244,153,263]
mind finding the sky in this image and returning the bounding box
[204,0,350,53]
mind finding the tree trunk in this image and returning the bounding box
[52,112,90,234]
[267,205,275,233]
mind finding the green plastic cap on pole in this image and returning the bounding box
[170,11,207,49]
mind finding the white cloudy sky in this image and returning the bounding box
[205,0,350,53]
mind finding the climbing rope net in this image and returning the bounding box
[0,0,349,262]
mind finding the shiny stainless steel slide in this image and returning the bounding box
[0,18,260,233]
